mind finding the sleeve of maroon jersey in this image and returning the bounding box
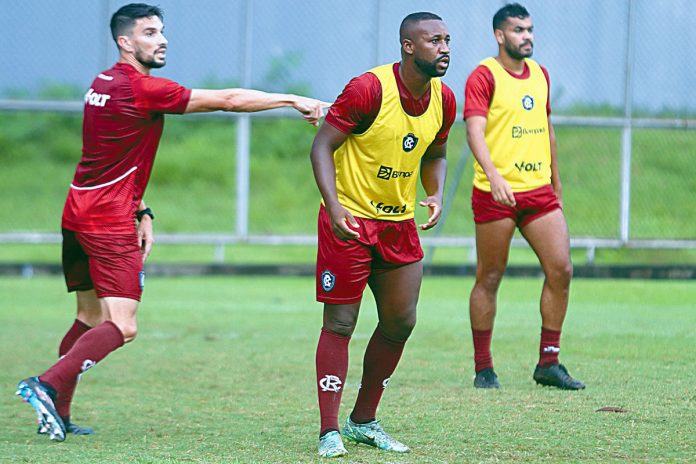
[324,73,381,135]
[135,76,192,114]
[540,65,552,115]
[463,65,494,120]
[432,83,457,146]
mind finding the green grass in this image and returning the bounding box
[1,276,694,463]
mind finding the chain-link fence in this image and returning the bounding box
[1,0,694,253]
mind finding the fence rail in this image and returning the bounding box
[2,99,695,261]
[3,232,696,265]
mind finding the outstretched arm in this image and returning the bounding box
[419,143,448,231]
[185,88,330,126]
[310,123,360,240]
[466,115,516,207]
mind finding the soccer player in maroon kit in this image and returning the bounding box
[16,3,328,442]
[311,13,456,457]
[464,3,584,390]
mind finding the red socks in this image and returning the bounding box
[350,328,406,424]
[539,327,561,367]
[40,321,124,395]
[472,328,494,373]
[316,328,350,436]
[55,319,92,418]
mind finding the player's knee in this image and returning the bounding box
[547,262,573,288]
[119,322,138,343]
[396,317,416,340]
[324,317,357,337]
[477,269,505,292]
[380,310,417,341]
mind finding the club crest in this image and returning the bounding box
[522,95,534,110]
[321,270,335,292]
[402,133,418,152]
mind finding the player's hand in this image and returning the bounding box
[327,204,360,240]
[418,196,442,230]
[553,184,563,209]
[137,216,155,263]
[292,97,332,126]
[489,173,516,207]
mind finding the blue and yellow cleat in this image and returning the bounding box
[342,417,410,453]
[318,430,348,458]
[16,377,66,442]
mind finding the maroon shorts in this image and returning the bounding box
[62,229,144,301]
[316,205,423,304]
[472,184,561,228]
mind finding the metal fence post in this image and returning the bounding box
[236,0,253,239]
[619,0,635,242]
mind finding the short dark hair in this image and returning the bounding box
[492,3,530,31]
[400,12,443,42]
[110,3,164,43]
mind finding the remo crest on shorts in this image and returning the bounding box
[321,270,335,292]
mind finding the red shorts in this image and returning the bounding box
[62,229,144,301]
[316,205,423,304]
[472,184,561,228]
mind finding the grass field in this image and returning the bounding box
[1,276,694,463]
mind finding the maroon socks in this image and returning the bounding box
[539,327,561,367]
[350,328,406,424]
[55,319,92,418]
[40,321,124,395]
[316,328,350,436]
[472,328,494,373]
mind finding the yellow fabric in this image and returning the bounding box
[333,63,443,220]
[474,57,551,192]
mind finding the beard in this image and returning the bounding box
[414,56,448,77]
[504,40,533,60]
[135,49,166,69]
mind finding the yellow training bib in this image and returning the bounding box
[474,57,551,192]
[333,63,443,220]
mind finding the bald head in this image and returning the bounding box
[399,12,443,43]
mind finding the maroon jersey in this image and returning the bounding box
[325,63,457,145]
[62,63,191,233]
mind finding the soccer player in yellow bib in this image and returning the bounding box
[310,12,456,458]
[464,3,585,391]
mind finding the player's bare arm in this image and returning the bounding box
[548,117,563,205]
[185,89,330,126]
[466,115,516,207]
[136,200,154,262]
[310,123,360,240]
[418,142,447,230]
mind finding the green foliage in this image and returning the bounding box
[0,276,694,462]
[0,111,694,253]
[2,81,84,100]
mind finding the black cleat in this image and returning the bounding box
[474,367,501,389]
[66,421,95,435]
[16,377,66,441]
[533,363,585,390]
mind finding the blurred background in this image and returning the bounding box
[1,0,694,267]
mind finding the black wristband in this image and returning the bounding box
[136,207,154,222]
